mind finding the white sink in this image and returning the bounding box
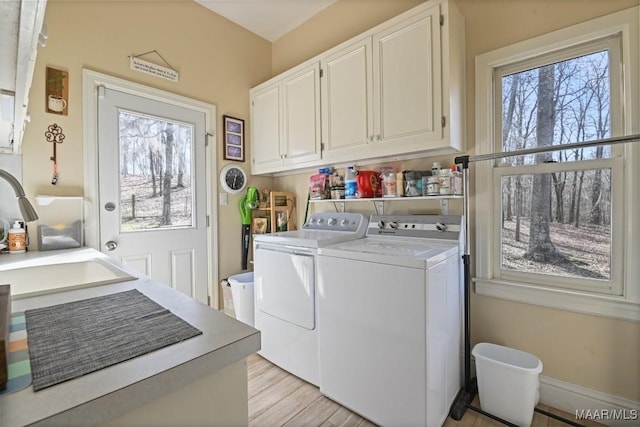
[1,258,136,299]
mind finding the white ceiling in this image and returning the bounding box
[194,0,338,42]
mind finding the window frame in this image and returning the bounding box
[474,7,640,322]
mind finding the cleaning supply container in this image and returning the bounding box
[228,272,255,326]
[345,166,358,199]
[473,343,543,427]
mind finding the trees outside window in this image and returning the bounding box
[118,110,194,231]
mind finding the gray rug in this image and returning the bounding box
[24,289,202,391]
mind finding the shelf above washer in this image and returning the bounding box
[309,195,463,215]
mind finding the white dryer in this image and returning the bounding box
[317,215,463,427]
[253,212,368,386]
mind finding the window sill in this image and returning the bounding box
[474,278,640,323]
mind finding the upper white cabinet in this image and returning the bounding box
[250,0,464,174]
[322,0,464,165]
[320,36,373,164]
[372,4,444,156]
[250,61,322,175]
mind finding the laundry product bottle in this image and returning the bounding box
[8,221,26,254]
[345,166,358,199]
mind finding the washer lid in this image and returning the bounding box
[253,213,368,248]
[253,229,366,248]
[318,238,459,268]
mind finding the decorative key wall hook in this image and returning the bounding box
[45,123,65,185]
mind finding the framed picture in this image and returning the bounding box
[223,115,244,162]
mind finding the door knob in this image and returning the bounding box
[105,240,118,251]
[104,202,116,212]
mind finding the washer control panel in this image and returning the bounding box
[370,215,462,240]
[304,212,367,233]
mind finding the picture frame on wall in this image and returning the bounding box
[223,115,244,162]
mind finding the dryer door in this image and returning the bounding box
[255,245,315,330]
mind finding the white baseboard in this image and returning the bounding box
[539,375,640,426]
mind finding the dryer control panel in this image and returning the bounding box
[303,212,367,233]
[369,215,462,240]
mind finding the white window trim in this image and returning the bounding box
[474,7,640,322]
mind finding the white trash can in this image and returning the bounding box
[228,272,254,326]
[473,343,543,427]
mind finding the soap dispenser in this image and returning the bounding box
[8,221,26,254]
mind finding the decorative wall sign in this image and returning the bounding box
[223,115,245,162]
[45,67,68,116]
[129,50,179,82]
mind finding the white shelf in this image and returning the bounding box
[309,195,463,203]
[309,194,463,214]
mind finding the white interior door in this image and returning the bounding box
[97,87,208,303]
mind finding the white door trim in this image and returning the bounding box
[82,69,218,307]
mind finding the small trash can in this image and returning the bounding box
[228,272,254,326]
[473,343,543,427]
[220,279,235,318]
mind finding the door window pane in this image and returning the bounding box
[118,110,194,232]
[500,169,611,281]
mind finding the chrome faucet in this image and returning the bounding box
[0,168,38,221]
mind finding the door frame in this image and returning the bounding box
[82,69,219,307]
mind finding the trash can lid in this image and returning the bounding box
[228,271,254,285]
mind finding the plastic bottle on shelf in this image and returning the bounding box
[345,166,358,199]
[8,220,26,254]
[381,170,397,197]
[452,165,463,195]
[438,168,452,195]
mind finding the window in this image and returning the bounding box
[474,8,639,321]
[118,110,194,232]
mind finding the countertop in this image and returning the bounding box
[0,248,260,426]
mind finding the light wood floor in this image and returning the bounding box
[247,354,604,427]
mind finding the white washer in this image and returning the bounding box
[253,212,368,386]
[317,215,463,427]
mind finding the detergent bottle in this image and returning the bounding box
[345,166,358,199]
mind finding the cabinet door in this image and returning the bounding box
[250,84,283,174]
[320,37,373,163]
[282,62,322,167]
[372,4,443,157]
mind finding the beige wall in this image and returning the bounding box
[270,0,640,402]
[23,0,274,301]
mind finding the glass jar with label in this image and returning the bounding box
[438,169,452,195]
[424,176,439,196]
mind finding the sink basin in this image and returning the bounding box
[1,258,136,300]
